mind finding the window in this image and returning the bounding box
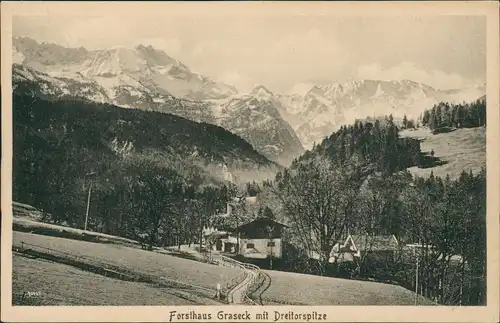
[267,241,275,247]
[246,243,255,249]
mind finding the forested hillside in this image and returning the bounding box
[294,115,424,174]
[13,92,279,247]
[259,114,486,305]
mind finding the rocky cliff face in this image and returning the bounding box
[213,86,305,166]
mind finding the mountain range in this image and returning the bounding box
[251,80,485,149]
[13,36,486,158]
[13,37,304,165]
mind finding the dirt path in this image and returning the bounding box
[227,269,257,304]
[156,245,257,304]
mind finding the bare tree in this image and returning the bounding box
[127,160,185,250]
[269,156,365,275]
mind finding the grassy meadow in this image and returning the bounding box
[13,231,240,291]
[13,254,204,305]
[260,269,436,305]
[400,127,486,180]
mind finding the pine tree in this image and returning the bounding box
[435,104,442,128]
[443,104,451,127]
[452,105,459,127]
[423,109,431,126]
[429,107,438,130]
[457,105,465,128]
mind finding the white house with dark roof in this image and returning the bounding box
[329,234,400,262]
[235,217,289,259]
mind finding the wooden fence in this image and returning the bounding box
[220,255,266,305]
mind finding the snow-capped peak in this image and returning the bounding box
[134,44,180,67]
[80,47,150,77]
[14,37,238,101]
[287,82,315,97]
[250,85,274,99]
[371,83,385,98]
[13,47,25,64]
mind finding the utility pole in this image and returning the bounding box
[236,202,241,255]
[414,239,421,305]
[84,171,96,232]
[270,243,273,270]
[84,181,93,231]
[415,252,419,305]
[267,224,274,270]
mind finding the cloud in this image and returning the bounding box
[13,14,485,94]
[287,82,315,96]
[187,28,350,93]
[191,41,210,59]
[267,28,349,79]
[216,70,253,93]
[64,16,134,49]
[270,28,343,55]
[356,61,480,90]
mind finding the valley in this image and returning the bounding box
[10,35,487,308]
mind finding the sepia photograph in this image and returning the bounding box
[1,1,499,322]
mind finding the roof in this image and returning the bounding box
[223,236,238,244]
[236,217,289,231]
[204,230,228,238]
[347,234,399,252]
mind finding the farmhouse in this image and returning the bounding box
[236,217,289,259]
[204,217,288,259]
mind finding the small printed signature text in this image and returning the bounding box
[21,291,43,298]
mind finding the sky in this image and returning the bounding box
[13,11,486,94]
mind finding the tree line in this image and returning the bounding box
[90,157,234,249]
[421,98,486,131]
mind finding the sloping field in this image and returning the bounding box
[13,215,141,248]
[13,232,436,305]
[13,254,198,305]
[260,270,435,305]
[13,232,241,291]
[400,127,486,180]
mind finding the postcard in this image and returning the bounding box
[1,1,499,322]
